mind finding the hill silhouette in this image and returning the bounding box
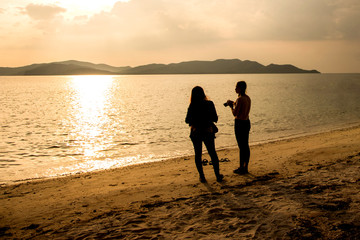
[24,63,113,75]
[0,59,320,75]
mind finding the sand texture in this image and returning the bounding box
[1,125,360,239]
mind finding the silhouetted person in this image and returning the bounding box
[226,81,251,174]
[185,86,223,183]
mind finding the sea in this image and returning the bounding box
[1,73,360,184]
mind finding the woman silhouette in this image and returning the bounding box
[185,86,223,183]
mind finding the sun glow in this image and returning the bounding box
[69,75,115,158]
[59,0,130,15]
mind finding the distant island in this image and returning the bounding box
[0,59,320,75]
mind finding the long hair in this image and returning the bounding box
[190,86,208,104]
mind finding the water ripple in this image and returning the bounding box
[0,74,359,183]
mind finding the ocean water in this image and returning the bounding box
[1,74,359,184]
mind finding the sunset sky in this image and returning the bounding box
[0,0,359,73]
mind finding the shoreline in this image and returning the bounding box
[2,122,360,186]
[1,123,359,239]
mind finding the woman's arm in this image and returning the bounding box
[209,101,218,123]
[185,106,192,126]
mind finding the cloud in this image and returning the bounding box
[2,0,358,71]
[40,0,358,62]
[66,0,224,50]
[24,3,66,20]
[254,0,360,41]
[333,0,360,39]
[165,0,360,41]
[16,0,360,45]
[106,0,360,44]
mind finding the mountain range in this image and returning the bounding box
[0,59,320,75]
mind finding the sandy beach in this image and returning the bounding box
[1,125,359,239]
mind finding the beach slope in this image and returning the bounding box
[1,125,359,239]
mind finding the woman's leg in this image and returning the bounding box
[203,136,222,180]
[191,136,205,179]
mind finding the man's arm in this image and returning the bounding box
[228,98,241,117]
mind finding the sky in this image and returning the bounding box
[0,0,359,73]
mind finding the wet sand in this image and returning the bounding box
[1,125,360,239]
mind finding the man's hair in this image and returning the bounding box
[236,81,247,95]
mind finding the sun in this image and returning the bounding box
[58,0,130,15]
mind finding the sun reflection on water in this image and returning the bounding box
[69,75,115,159]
